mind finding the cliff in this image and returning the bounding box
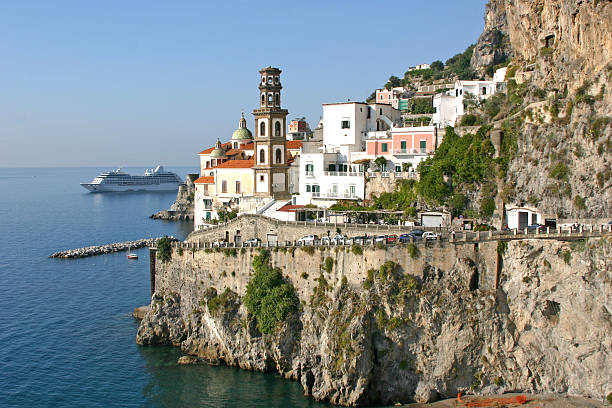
[471,0,612,219]
[136,238,611,405]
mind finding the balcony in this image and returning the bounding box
[366,131,391,139]
[393,148,428,155]
[312,192,358,200]
[323,171,364,177]
[305,171,314,178]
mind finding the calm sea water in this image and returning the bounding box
[0,167,327,408]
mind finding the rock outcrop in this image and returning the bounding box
[151,173,198,221]
[470,0,612,219]
[137,238,612,405]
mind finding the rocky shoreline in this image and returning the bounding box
[49,237,175,259]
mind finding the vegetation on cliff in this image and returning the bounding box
[156,236,173,262]
[244,249,299,334]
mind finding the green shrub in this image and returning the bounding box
[399,360,408,370]
[497,240,508,256]
[363,269,375,289]
[460,114,480,126]
[301,272,309,279]
[301,246,315,255]
[573,195,586,210]
[606,392,612,405]
[244,250,299,334]
[549,162,569,180]
[207,288,235,317]
[494,376,503,386]
[323,257,334,274]
[562,250,571,265]
[177,247,184,256]
[223,248,237,257]
[156,237,173,263]
[351,245,363,255]
[480,197,496,218]
[407,243,419,259]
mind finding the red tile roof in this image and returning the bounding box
[199,142,232,155]
[194,176,215,184]
[242,143,254,150]
[226,149,243,156]
[215,159,255,169]
[286,140,302,149]
[277,204,304,212]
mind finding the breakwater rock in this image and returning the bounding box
[137,238,611,405]
[49,237,175,259]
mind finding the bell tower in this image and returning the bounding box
[252,66,289,199]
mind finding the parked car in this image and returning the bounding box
[330,234,347,245]
[422,231,438,241]
[398,233,412,243]
[321,236,331,245]
[244,238,261,247]
[297,234,319,245]
[386,234,397,244]
[526,223,546,232]
[374,235,386,244]
[212,239,227,247]
[344,237,354,245]
[410,229,425,237]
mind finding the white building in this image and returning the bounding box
[295,102,401,207]
[505,205,541,230]
[432,67,507,128]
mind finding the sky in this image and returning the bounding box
[0,0,487,168]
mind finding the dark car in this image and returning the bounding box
[410,229,425,237]
[399,233,421,243]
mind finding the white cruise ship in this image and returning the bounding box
[80,166,183,192]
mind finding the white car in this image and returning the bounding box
[330,234,347,245]
[422,231,438,241]
[321,236,331,245]
[374,235,387,244]
[244,238,261,247]
[297,234,319,245]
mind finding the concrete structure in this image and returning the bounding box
[505,205,542,230]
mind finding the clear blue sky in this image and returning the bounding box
[0,0,487,168]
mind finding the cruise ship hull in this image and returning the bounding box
[80,183,180,192]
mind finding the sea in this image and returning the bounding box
[0,167,328,408]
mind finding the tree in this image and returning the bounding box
[156,236,173,263]
[385,75,401,89]
[430,60,444,71]
[374,156,388,171]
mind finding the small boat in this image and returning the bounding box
[127,247,138,259]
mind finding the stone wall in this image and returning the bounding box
[364,172,418,199]
[187,214,444,244]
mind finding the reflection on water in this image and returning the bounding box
[138,346,330,408]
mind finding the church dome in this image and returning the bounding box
[210,139,227,158]
[231,113,253,140]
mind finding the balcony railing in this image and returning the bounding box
[323,171,364,177]
[312,192,358,199]
[305,171,314,178]
[393,148,428,155]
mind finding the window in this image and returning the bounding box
[259,175,264,182]
[267,77,272,84]
[482,87,487,95]
[275,148,282,163]
[349,185,355,197]
[260,121,265,136]
[275,121,281,136]
[306,185,311,192]
[235,181,241,193]
[341,120,350,129]
[380,108,382,114]
[395,165,401,172]
[274,76,279,84]
[206,161,210,168]
[268,93,273,103]
[400,140,406,152]
[305,164,313,172]
[221,180,227,193]
[261,94,265,105]
[233,142,238,149]
[382,143,388,153]
[275,93,279,106]
[259,148,265,164]
[420,140,427,153]
[328,164,336,171]
[367,107,371,118]
[261,76,266,84]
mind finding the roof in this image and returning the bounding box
[242,143,254,150]
[215,159,255,169]
[277,204,304,212]
[194,176,215,184]
[225,149,243,156]
[231,127,253,140]
[199,142,231,155]
[286,140,302,149]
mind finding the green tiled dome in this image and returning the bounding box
[231,113,253,140]
[210,139,226,158]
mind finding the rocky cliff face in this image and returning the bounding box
[151,174,197,221]
[137,237,611,405]
[471,0,612,219]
